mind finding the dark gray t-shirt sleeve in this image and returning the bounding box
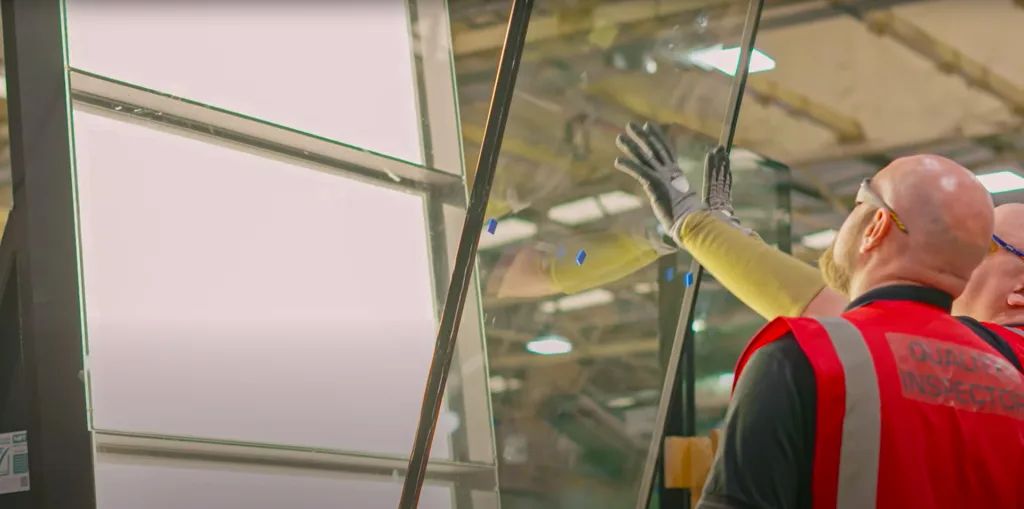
[696,336,817,509]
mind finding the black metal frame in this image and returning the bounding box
[397,0,535,507]
[655,252,693,509]
[771,159,795,254]
[0,208,25,459]
[1,1,97,508]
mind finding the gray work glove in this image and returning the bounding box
[613,122,739,246]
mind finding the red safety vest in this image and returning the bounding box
[734,299,1024,509]
[981,322,1024,367]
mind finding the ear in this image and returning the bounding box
[859,209,892,253]
[1008,284,1024,308]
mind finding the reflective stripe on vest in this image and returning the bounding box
[1005,326,1024,340]
[816,317,882,509]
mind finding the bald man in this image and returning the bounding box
[807,200,1024,366]
[739,198,1024,332]
[957,203,1024,323]
[611,122,1024,373]
[615,124,1024,508]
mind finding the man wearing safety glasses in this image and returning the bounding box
[614,122,1024,509]
[613,124,1024,362]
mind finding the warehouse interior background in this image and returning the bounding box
[445,0,1024,506]
[3,1,1024,508]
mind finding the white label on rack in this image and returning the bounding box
[0,431,29,495]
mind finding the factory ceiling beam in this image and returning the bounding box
[460,122,615,185]
[746,75,866,143]
[463,123,567,167]
[831,2,1024,116]
[587,73,865,181]
[586,80,755,147]
[790,123,1024,169]
[452,0,738,57]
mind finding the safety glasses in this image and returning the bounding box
[857,179,1019,260]
[991,234,1024,260]
[856,178,909,233]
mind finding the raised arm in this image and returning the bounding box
[613,122,848,319]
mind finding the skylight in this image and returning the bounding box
[976,170,1024,194]
[801,229,838,250]
[547,191,644,226]
[688,45,776,77]
[478,218,537,249]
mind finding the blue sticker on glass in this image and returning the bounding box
[684,271,694,286]
[665,267,675,281]
[486,218,498,234]
[575,249,587,266]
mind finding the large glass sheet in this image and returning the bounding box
[691,157,791,435]
[73,109,451,459]
[64,0,426,165]
[443,1,756,505]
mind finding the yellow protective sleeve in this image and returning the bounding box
[549,230,660,295]
[679,211,826,319]
[485,199,513,222]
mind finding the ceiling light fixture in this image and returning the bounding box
[688,45,776,77]
[547,191,645,226]
[691,318,707,332]
[729,147,766,171]
[607,396,637,409]
[717,372,735,389]
[801,229,838,250]
[539,288,615,314]
[976,170,1024,194]
[478,218,537,249]
[526,333,573,356]
[489,376,523,393]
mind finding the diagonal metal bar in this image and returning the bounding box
[633,0,766,508]
[397,0,535,507]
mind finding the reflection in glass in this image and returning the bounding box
[690,157,791,436]
[443,1,782,506]
[731,1,1024,250]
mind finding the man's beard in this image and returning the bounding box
[819,242,853,298]
[819,212,873,298]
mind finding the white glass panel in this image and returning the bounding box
[95,459,454,509]
[64,0,424,164]
[74,110,449,458]
[409,0,465,175]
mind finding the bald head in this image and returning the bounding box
[875,155,993,288]
[995,203,1024,246]
[954,203,1024,323]
[827,155,994,299]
